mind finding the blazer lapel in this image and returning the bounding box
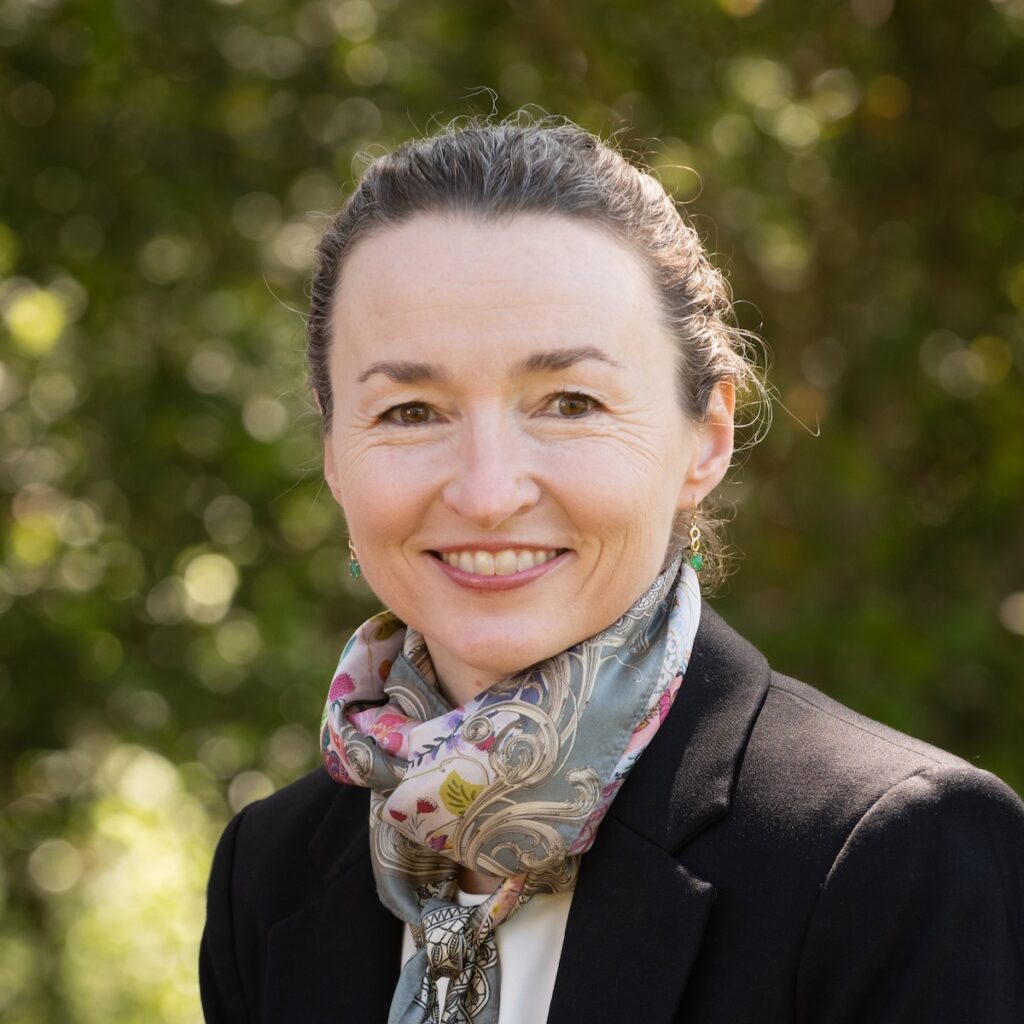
[547,816,716,1022]
[264,787,403,1023]
[548,602,771,1023]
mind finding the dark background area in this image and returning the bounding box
[2,0,1022,1019]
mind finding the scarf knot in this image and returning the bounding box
[413,901,498,1023]
[421,903,482,978]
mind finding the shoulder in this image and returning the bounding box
[668,603,1024,854]
[785,695,1024,1018]
[683,604,1024,869]
[738,668,1022,838]
[766,671,968,769]
[764,673,1024,869]
[663,608,1024,1018]
[756,669,969,785]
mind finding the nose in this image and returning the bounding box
[441,411,542,530]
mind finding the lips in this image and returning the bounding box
[433,548,565,577]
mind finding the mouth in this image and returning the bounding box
[430,547,568,577]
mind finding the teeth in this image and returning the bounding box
[494,550,518,576]
[440,548,562,575]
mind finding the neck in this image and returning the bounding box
[458,865,503,895]
[428,644,509,707]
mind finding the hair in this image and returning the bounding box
[306,113,770,590]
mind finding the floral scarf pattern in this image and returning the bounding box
[320,556,701,1024]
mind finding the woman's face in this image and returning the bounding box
[323,213,733,702]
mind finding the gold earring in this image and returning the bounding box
[348,539,361,579]
[687,501,703,572]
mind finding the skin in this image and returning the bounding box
[322,212,734,892]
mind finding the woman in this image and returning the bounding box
[200,118,1024,1023]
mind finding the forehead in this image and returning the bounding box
[329,213,666,357]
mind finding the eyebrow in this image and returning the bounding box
[356,346,623,384]
[516,345,625,374]
[356,360,451,384]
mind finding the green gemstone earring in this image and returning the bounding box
[688,502,704,572]
[348,539,362,579]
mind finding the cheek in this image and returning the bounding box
[543,437,685,525]
[343,479,420,555]
[332,434,433,514]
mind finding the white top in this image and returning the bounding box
[400,887,574,1023]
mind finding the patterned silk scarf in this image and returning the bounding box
[320,556,702,1024]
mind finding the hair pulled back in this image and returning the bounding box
[306,114,768,588]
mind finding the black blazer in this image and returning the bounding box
[200,605,1024,1023]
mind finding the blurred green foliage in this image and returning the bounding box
[2,0,1023,1019]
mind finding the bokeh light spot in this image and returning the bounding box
[188,344,237,394]
[146,577,188,625]
[29,371,79,421]
[773,104,821,151]
[9,516,60,567]
[231,191,282,241]
[2,287,67,356]
[710,113,757,157]
[183,553,240,622]
[264,221,319,272]
[998,593,1024,635]
[203,494,253,545]
[747,221,812,290]
[267,724,314,773]
[28,839,83,894]
[198,735,246,779]
[228,770,274,811]
[728,57,793,110]
[345,44,388,86]
[811,68,860,122]
[57,499,104,546]
[109,746,181,810]
[334,0,379,42]
[716,0,766,17]
[138,235,195,285]
[59,548,106,593]
[242,395,288,442]
[990,0,1024,20]
[214,616,262,665]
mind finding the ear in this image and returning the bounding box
[677,381,736,509]
[323,438,344,508]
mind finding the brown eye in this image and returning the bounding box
[385,403,434,425]
[555,393,596,417]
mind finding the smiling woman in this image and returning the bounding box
[199,117,1024,1024]
[321,214,733,700]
